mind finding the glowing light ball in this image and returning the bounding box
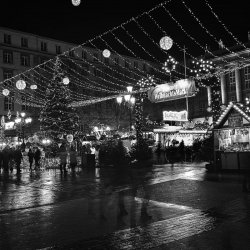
[16,80,26,90]
[30,84,37,90]
[207,107,212,112]
[102,49,111,58]
[72,0,81,6]
[2,89,10,96]
[67,134,74,143]
[63,77,70,85]
[159,36,173,50]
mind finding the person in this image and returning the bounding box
[0,148,3,171]
[155,141,162,164]
[69,146,77,171]
[28,147,34,170]
[14,147,23,173]
[59,145,68,173]
[34,147,41,169]
[2,146,10,173]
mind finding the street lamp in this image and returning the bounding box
[15,112,32,143]
[116,86,135,132]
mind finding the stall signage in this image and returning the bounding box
[148,79,196,103]
[4,121,15,130]
[228,113,243,127]
[163,110,188,122]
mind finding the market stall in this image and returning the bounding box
[213,102,250,170]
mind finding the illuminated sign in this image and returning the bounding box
[163,110,188,122]
[4,122,15,130]
[148,79,196,103]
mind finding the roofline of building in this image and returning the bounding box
[0,26,159,67]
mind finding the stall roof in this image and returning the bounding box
[214,102,250,128]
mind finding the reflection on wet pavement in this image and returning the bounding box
[0,163,250,249]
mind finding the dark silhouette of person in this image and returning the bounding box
[34,147,41,169]
[118,191,128,216]
[69,146,77,171]
[0,148,3,171]
[28,148,34,170]
[2,146,10,173]
[14,147,23,173]
[59,145,68,173]
[155,141,162,164]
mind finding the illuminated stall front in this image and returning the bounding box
[214,103,250,170]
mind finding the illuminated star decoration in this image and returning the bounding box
[162,56,178,74]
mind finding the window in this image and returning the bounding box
[125,60,129,68]
[244,66,250,89]
[134,61,138,69]
[229,71,236,92]
[41,41,47,52]
[21,96,28,111]
[114,57,119,65]
[4,93,14,111]
[69,50,75,57]
[21,37,28,48]
[56,45,61,54]
[3,69,13,86]
[20,54,30,66]
[3,51,13,64]
[199,103,206,112]
[230,95,236,102]
[4,34,11,44]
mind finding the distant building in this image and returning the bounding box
[0,27,158,134]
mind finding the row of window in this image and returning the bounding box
[3,95,28,111]
[227,67,250,91]
[3,34,148,69]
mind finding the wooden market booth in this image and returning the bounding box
[213,102,250,170]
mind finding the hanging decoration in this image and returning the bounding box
[7,110,12,120]
[63,77,70,85]
[30,84,38,90]
[16,80,26,90]
[71,0,81,6]
[102,49,111,58]
[162,56,178,74]
[67,134,74,143]
[159,36,173,50]
[2,89,10,96]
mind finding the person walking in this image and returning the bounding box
[34,147,41,169]
[0,148,3,171]
[69,146,77,171]
[2,146,10,173]
[14,147,23,174]
[28,147,34,170]
[155,141,162,164]
[59,145,68,173]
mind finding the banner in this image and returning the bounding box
[163,110,188,122]
[148,79,196,103]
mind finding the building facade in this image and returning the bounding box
[0,27,158,134]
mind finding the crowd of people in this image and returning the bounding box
[0,145,41,173]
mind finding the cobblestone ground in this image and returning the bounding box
[0,162,250,249]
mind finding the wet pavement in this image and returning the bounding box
[0,163,250,249]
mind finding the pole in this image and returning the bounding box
[129,108,132,132]
[22,123,25,143]
[183,45,189,120]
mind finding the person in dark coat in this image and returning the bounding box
[0,148,3,171]
[59,145,68,173]
[69,146,77,171]
[28,147,34,170]
[14,147,23,173]
[2,146,10,172]
[34,147,41,169]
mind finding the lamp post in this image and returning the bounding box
[116,86,135,132]
[15,112,32,143]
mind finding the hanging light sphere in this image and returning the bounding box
[16,80,26,90]
[63,77,70,85]
[71,0,81,6]
[102,49,111,58]
[2,89,10,96]
[30,84,37,90]
[207,107,212,112]
[159,36,173,50]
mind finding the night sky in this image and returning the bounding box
[1,0,250,61]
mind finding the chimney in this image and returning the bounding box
[218,39,224,49]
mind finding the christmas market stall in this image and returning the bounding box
[213,102,250,170]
